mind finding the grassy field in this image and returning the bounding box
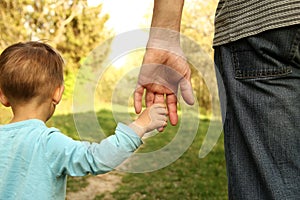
[107,120,227,200]
[50,109,227,199]
[0,106,227,199]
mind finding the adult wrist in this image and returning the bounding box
[147,28,181,49]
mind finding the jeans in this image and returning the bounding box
[214,25,300,200]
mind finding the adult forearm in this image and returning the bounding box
[151,0,184,31]
[149,0,184,43]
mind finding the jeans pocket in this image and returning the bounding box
[231,25,300,80]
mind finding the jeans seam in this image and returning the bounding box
[235,67,292,79]
[231,42,293,79]
[231,45,242,79]
[288,27,300,64]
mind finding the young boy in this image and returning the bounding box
[0,41,168,200]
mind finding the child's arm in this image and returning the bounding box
[45,104,167,176]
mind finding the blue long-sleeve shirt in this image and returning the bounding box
[0,119,142,200]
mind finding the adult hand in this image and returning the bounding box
[134,0,187,130]
[134,43,194,128]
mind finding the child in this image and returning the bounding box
[0,41,168,200]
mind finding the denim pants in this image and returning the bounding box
[214,25,300,199]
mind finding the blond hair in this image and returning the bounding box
[0,41,64,104]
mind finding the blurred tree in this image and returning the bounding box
[0,0,112,73]
[181,0,219,115]
[0,0,113,102]
[182,0,217,55]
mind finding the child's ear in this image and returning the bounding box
[0,89,10,107]
[52,85,64,105]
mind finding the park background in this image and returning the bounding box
[0,0,227,199]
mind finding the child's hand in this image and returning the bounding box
[129,104,168,137]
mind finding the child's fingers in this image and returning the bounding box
[153,103,167,108]
[151,105,168,115]
[151,103,167,109]
[157,122,167,131]
[155,114,168,121]
[156,108,168,116]
[154,114,168,131]
[157,127,164,132]
[150,108,168,120]
[157,120,168,132]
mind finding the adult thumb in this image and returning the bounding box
[179,78,194,105]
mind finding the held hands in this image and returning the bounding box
[134,39,194,127]
[129,104,168,138]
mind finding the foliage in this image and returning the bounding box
[0,0,112,73]
[95,53,142,106]
[182,0,217,55]
[181,0,219,114]
[0,106,12,124]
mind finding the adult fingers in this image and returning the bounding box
[153,93,167,132]
[166,93,178,125]
[134,86,144,114]
[154,93,165,105]
[179,78,194,105]
[145,90,155,107]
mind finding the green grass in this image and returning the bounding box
[107,119,227,200]
[66,176,89,193]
